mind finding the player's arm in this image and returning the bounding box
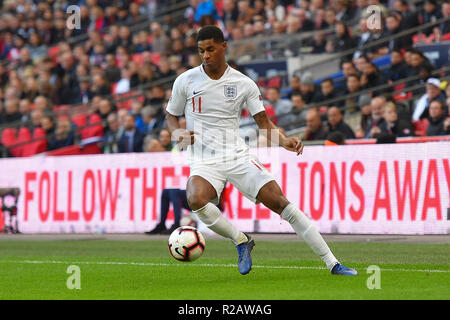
[253,111,304,155]
[166,75,197,149]
[165,112,196,149]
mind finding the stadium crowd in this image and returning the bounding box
[0,0,449,157]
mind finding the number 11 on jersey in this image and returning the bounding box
[192,96,202,113]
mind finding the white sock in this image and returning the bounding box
[281,203,339,270]
[194,202,248,245]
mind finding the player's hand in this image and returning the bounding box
[173,129,198,151]
[282,137,304,155]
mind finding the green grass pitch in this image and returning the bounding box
[0,237,449,300]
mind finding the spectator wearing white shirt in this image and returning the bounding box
[412,78,446,121]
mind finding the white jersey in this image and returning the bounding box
[166,64,265,164]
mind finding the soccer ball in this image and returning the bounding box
[168,226,205,262]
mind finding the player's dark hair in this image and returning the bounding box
[196,25,225,43]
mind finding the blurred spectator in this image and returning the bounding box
[438,1,450,35]
[27,32,47,61]
[195,0,220,24]
[426,100,449,136]
[118,114,145,153]
[313,8,329,30]
[393,0,420,30]
[264,86,291,117]
[303,108,328,141]
[103,113,121,154]
[158,128,173,151]
[299,72,317,104]
[365,96,387,138]
[285,75,301,99]
[79,76,93,104]
[221,0,239,26]
[237,0,256,27]
[412,78,446,121]
[331,21,356,61]
[41,113,56,137]
[380,102,414,137]
[365,20,389,59]
[334,0,355,22]
[343,73,361,114]
[157,56,177,79]
[265,0,286,22]
[376,133,397,144]
[358,97,373,139]
[145,85,167,106]
[29,109,43,132]
[385,12,412,51]
[149,22,170,55]
[294,8,315,31]
[90,72,111,97]
[420,0,443,36]
[278,91,308,129]
[360,61,388,96]
[313,78,341,106]
[144,136,166,152]
[56,51,81,104]
[33,95,52,112]
[19,98,32,125]
[352,17,371,60]
[407,49,434,79]
[98,99,115,121]
[326,106,355,139]
[325,131,346,145]
[104,54,122,83]
[4,99,21,123]
[387,50,409,82]
[48,118,75,151]
[115,68,132,94]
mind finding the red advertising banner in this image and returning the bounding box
[0,142,448,234]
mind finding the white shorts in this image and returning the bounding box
[189,154,275,205]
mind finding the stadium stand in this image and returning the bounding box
[0,0,449,158]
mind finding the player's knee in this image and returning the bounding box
[271,198,290,215]
[186,191,209,211]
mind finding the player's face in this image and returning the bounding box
[197,39,226,71]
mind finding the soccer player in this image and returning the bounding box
[165,25,357,276]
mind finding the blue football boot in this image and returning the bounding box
[331,263,358,276]
[236,234,255,275]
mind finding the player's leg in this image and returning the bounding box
[256,181,357,275]
[187,175,248,245]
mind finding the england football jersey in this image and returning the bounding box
[166,64,265,164]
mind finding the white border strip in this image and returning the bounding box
[1,260,449,273]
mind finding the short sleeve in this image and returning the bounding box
[166,75,187,116]
[245,80,266,116]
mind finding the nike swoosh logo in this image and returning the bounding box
[174,247,184,257]
[193,90,203,95]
